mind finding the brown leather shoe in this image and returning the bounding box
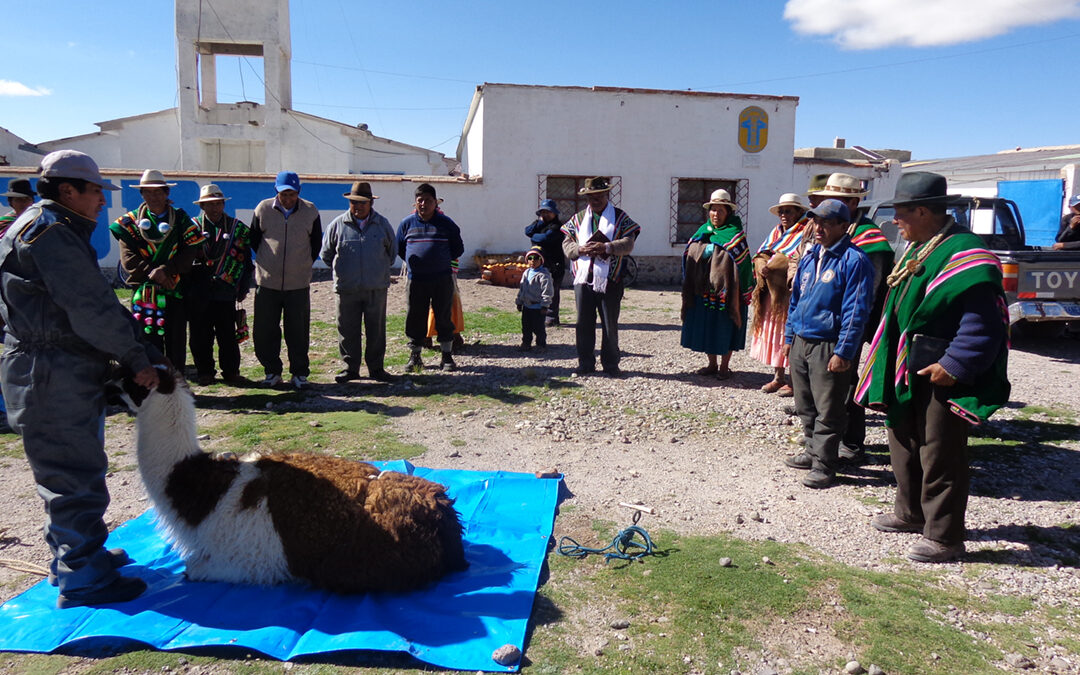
[761,380,784,393]
[872,513,925,533]
[907,537,964,563]
[776,384,794,397]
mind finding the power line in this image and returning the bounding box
[292,59,477,85]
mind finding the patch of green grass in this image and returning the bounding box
[463,305,521,337]
[202,410,425,461]
[450,438,466,447]
[1015,404,1077,423]
[527,528,1065,674]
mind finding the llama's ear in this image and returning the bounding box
[154,364,177,395]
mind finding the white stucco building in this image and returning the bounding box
[37,0,449,176]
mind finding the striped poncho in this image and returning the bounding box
[856,223,1010,426]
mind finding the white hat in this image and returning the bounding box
[769,193,806,216]
[703,189,736,209]
[130,169,176,189]
[194,184,230,204]
[815,173,867,199]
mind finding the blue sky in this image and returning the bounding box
[3,0,1079,161]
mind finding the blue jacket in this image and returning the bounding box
[785,235,873,361]
[396,212,464,281]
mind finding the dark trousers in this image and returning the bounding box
[574,282,624,371]
[1,349,118,595]
[406,275,454,351]
[888,379,971,545]
[336,289,388,373]
[842,343,866,452]
[189,298,241,378]
[549,266,566,323]
[143,298,187,373]
[521,307,547,347]
[253,286,310,378]
[789,336,852,474]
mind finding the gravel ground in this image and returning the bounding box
[0,274,1078,672]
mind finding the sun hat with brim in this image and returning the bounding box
[879,171,959,208]
[39,150,119,191]
[815,173,868,199]
[578,177,612,195]
[806,199,851,223]
[129,169,176,190]
[769,192,806,216]
[1069,194,1080,209]
[193,183,230,204]
[703,188,736,209]
[2,178,34,199]
[343,181,378,202]
[806,173,831,195]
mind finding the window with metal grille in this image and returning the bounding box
[670,177,749,244]
[537,175,622,220]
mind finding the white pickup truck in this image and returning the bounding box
[863,197,1080,333]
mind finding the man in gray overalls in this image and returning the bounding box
[0,150,160,608]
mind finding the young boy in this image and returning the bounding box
[516,246,554,351]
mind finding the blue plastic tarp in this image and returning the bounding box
[0,461,561,672]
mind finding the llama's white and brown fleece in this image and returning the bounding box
[129,371,467,593]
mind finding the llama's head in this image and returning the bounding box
[106,363,180,413]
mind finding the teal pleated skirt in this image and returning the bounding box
[680,296,747,355]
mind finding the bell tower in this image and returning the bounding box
[175,0,292,171]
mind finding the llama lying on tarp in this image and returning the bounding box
[117,368,467,593]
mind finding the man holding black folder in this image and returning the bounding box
[561,177,640,376]
[857,172,1010,563]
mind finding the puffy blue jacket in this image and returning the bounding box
[785,235,873,361]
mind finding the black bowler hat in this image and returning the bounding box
[2,178,34,199]
[880,171,959,208]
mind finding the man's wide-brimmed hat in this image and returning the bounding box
[130,169,176,189]
[578,177,612,195]
[703,188,736,209]
[343,181,378,202]
[769,192,805,216]
[2,178,34,199]
[39,150,118,191]
[806,173,831,195]
[816,173,868,199]
[193,184,230,204]
[880,171,959,208]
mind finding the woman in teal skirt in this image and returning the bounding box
[680,189,753,378]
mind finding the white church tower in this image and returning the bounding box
[175,0,292,172]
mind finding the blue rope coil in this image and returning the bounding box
[557,524,655,563]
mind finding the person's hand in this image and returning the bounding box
[917,362,957,386]
[149,266,176,290]
[133,365,160,391]
[1053,242,1065,250]
[828,355,851,373]
[783,344,791,358]
[1070,215,1080,230]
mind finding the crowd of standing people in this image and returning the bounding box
[0,149,1016,611]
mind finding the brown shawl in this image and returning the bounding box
[682,241,741,327]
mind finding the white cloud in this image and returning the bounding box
[0,80,51,97]
[784,0,1080,49]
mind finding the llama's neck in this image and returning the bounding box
[135,387,204,498]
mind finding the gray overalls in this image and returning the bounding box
[0,200,152,595]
